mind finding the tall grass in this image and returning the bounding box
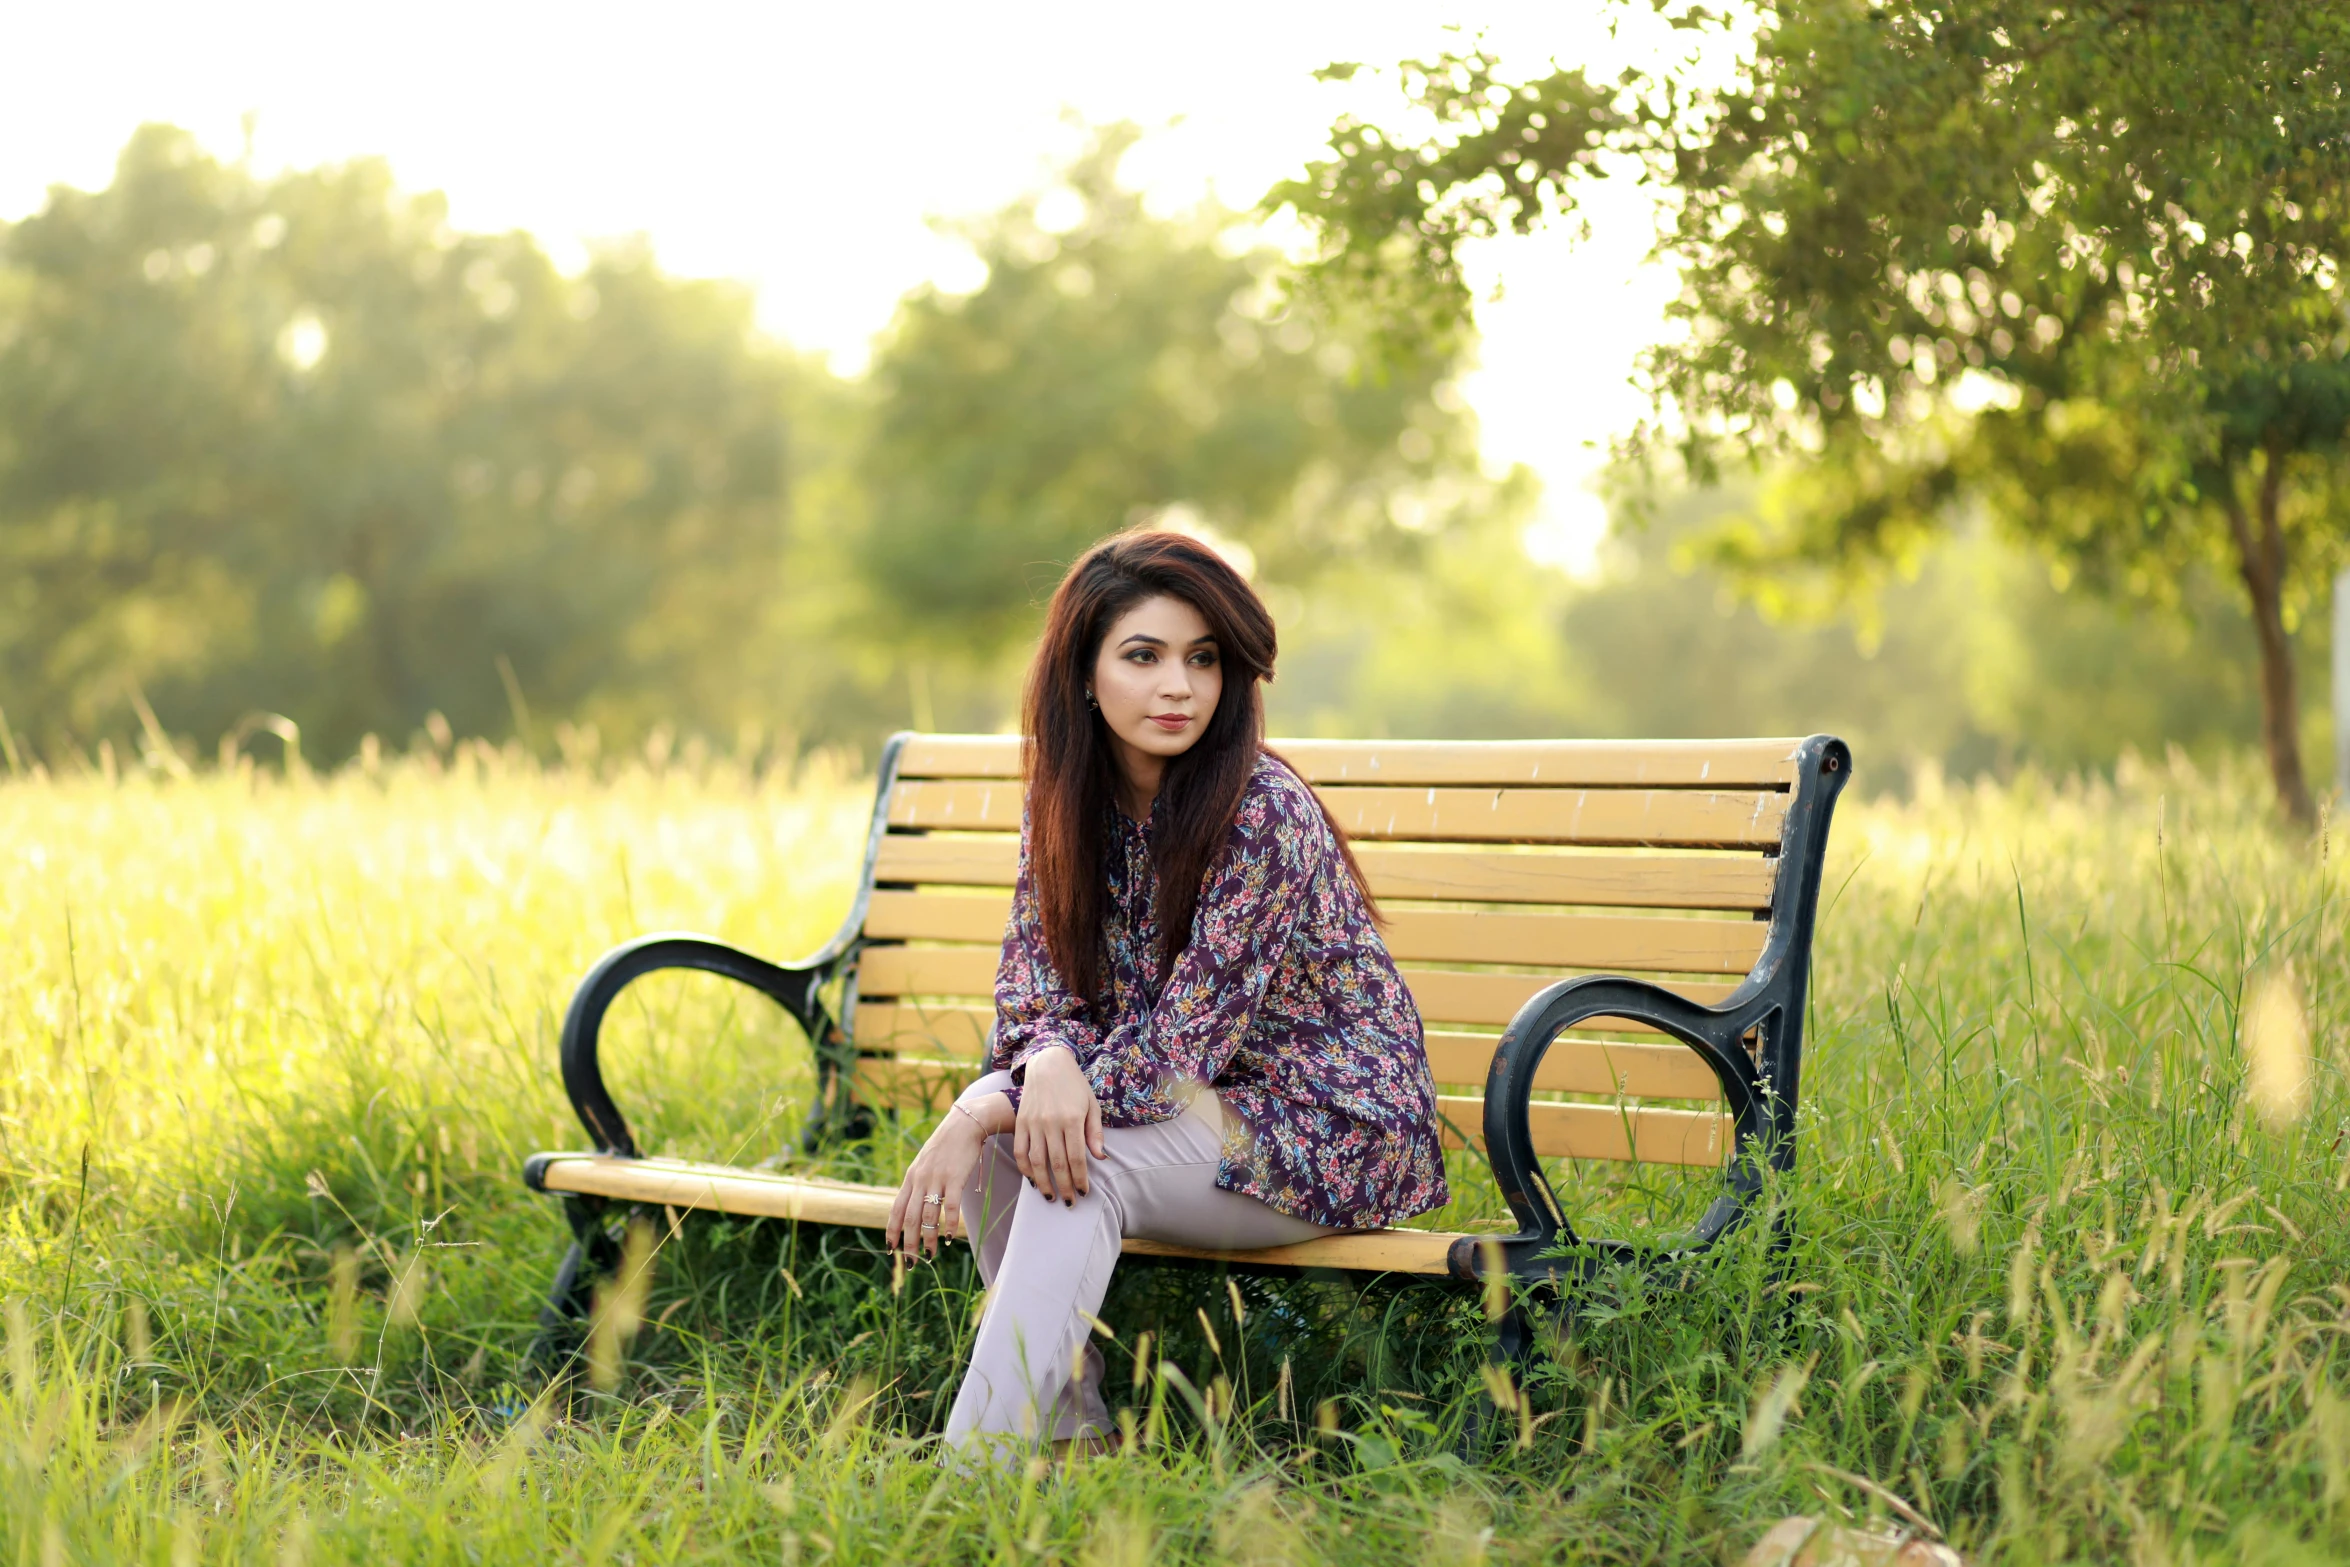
[0,742,2343,1563]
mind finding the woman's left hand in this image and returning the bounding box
[887,1091,1011,1259]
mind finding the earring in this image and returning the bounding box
[1084,690,1099,710]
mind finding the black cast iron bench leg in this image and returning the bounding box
[524,935,845,1373]
[1452,971,1795,1442]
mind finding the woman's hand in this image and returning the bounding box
[887,1091,1011,1259]
[1014,1045,1106,1203]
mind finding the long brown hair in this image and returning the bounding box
[1022,530,1371,1005]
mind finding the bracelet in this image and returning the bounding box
[951,1098,989,1134]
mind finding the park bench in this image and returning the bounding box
[523,732,1850,1365]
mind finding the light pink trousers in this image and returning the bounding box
[939,1070,1332,1454]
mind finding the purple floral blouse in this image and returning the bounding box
[989,752,1449,1230]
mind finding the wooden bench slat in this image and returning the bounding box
[1314,786,1789,847]
[863,890,1766,974]
[1357,846,1776,910]
[531,1154,1467,1276]
[1403,969,1738,1027]
[1435,1096,1733,1166]
[889,779,1790,848]
[874,835,1778,912]
[1420,1033,1727,1099]
[851,1063,1732,1166]
[851,1003,1732,1067]
[854,948,1739,1028]
[846,1009,1729,1100]
[896,734,1805,789]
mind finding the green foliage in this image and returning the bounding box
[1279,3,2350,822]
[0,126,1499,765]
[1269,480,2326,792]
[0,125,835,764]
[855,127,1482,661]
[0,755,2346,1560]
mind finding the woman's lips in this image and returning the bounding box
[1147,714,1192,732]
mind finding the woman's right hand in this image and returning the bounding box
[1013,1044,1106,1203]
[887,1091,1011,1259]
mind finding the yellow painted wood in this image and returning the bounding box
[1434,1096,1733,1166]
[854,945,1740,1029]
[1385,971,1740,1029]
[532,1153,1466,1275]
[1315,786,1788,847]
[894,734,1023,779]
[853,1002,994,1060]
[887,779,1027,832]
[1357,846,1776,910]
[874,833,1779,912]
[1119,1228,1462,1275]
[535,1156,901,1227]
[873,835,1021,886]
[888,778,1788,847]
[1422,1033,1728,1100]
[864,890,1763,975]
[845,1006,1735,1101]
[855,945,1001,1000]
[1381,909,1764,973]
[1276,738,1801,789]
[895,733,1804,789]
[863,891,1011,945]
[855,1056,982,1110]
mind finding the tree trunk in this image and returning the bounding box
[2220,453,2317,829]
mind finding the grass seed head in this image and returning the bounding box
[326,1247,360,1363]
[387,1252,427,1329]
[6,1298,34,1397]
[1212,1484,1296,1567]
[2242,968,2312,1129]
[1081,1507,1152,1567]
[1742,1361,1811,1462]
[1937,1176,1982,1256]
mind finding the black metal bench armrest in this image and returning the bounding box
[1451,738,1849,1289]
[1450,974,1777,1286]
[557,933,833,1158]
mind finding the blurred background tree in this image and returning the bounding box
[845,127,1492,725]
[0,124,827,765]
[1277,1,2350,823]
[0,109,2332,793]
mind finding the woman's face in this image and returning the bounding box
[1090,593,1223,763]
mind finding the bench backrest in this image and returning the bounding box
[840,734,1832,1172]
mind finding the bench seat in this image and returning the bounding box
[522,731,1850,1365]
[528,1152,1472,1277]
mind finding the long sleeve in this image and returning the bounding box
[979,755,1448,1229]
[988,815,1102,1103]
[1079,785,1316,1127]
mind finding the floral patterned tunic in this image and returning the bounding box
[990,752,1449,1230]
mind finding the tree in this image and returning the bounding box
[1277,4,2350,824]
[0,125,827,764]
[853,128,1487,666]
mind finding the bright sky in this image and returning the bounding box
[1,2,1701,571]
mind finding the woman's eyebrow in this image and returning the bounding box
[1118,633,1168,648]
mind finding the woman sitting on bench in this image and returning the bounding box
[883,529,1449,1461]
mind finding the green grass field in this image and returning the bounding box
[1,743,2344,1565]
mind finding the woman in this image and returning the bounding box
[883,529,1448,1458]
